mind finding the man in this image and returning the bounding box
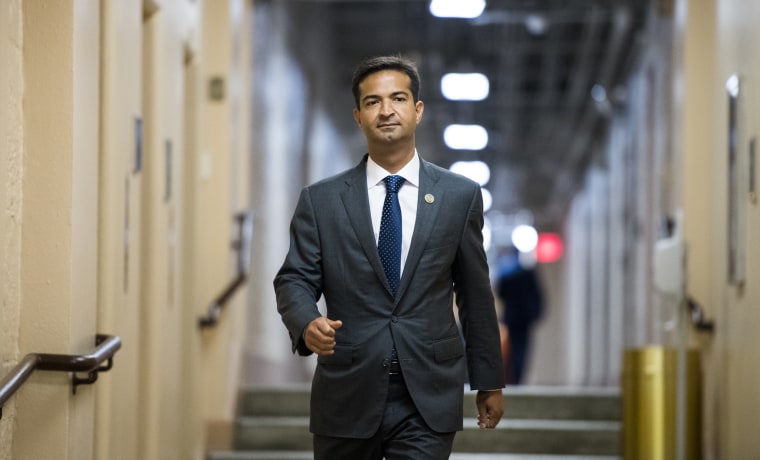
[496,246,544,385]
[274,55,504,460]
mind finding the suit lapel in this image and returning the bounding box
[341,156,392,294]
[396,159,444,301]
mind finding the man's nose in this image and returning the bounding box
[379,100,394,116]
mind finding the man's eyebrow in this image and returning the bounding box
[360,90,410,103]
[361,94,380,103]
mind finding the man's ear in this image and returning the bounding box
[353,107,362,127]
[415,101,424,124]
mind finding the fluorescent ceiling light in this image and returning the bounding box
[591,84,607,102]
[511,224,538,253]
[444,124,488,150]
[429,0,486,19]
[449,160,491,186]
[524,14,548,35]
[441,73,490,101]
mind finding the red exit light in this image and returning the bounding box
[536,233,563,263]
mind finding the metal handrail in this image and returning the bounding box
[687,297,715,333]
[0,334,122,418]
[198,210,254,329]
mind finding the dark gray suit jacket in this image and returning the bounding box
[274,154,504,438]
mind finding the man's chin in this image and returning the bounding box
[369,132,398,143]
[366,131,408,145]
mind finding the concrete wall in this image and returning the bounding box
[0,1,253,459]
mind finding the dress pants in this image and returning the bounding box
[313,373,456,460]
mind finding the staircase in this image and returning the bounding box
[207,385,621,460]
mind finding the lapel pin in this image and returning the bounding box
[424,193,435,204]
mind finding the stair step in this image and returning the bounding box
[233,417,620,456]
[209,451,620,460]
[234,417,311,451]
[238,385,620,421]
[454,418,620,455]
[239,385,310,418]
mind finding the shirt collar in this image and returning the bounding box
[366,150,420,189]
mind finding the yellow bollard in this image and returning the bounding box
[622,346,701,460]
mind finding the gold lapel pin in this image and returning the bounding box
[424,193,435,204]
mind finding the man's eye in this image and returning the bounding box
[366,100,378,107]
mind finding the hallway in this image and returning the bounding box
[1,0,760,459]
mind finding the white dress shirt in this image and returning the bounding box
[366,152,419,277]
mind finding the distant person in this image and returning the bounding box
[274,55,504,460]
[496,246,544,385]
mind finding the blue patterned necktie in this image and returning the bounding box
[378,175,406,296]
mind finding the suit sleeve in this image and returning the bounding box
[273,187,324,356]
[453,185,505,390]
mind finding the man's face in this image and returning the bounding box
[353,70,424,146]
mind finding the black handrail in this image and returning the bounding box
[0,334,122,418]
[198,210,254,329]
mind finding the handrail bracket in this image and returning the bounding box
[687,297,715,334]
[72,371,99,395]
[71,355,114,395]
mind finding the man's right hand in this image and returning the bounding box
[303,317,343,356]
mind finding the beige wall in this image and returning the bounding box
[0,0,23,458]
[12,1,100,459]
[681,0,719,456]
[196,0,247,428]
[96,1,144,458]
[712,1,760,457]
[1,1,252,459]
[681,0,760,457]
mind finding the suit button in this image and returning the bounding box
[391,316,398,323]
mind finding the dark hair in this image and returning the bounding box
[351,55,421,109]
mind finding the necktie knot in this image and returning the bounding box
[384,175,405,194]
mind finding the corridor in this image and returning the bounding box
[1,0,758,459]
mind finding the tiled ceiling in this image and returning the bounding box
[268,0,649,230]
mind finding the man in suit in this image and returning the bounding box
[274,55,504,460]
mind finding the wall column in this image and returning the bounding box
[14,1,100,459]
